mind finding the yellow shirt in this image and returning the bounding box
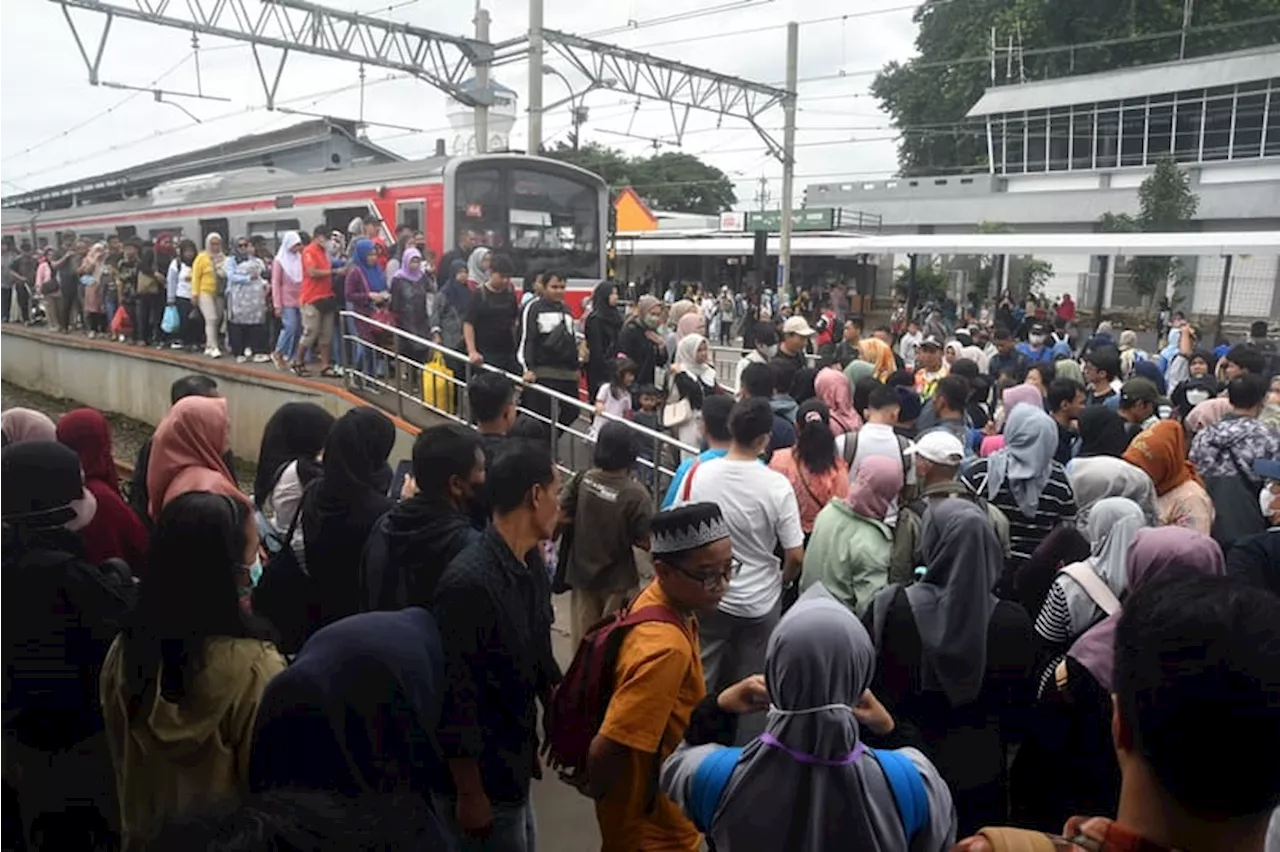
[100,635,286,849]
[595,580,704,852]
[190,252,219,298]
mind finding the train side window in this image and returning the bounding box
[247,219,301,254]
[149,228,184,240]
[116,226,138,240]
[396,201,425,233]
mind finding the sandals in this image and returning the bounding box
[290,362,310,377]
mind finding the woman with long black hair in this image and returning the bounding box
[99,492,286,850]
[768,399,849,540]
[584,280,622,399]
[253,402,336,564]
[301,407,397,631]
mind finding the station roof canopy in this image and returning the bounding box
[3,117,404,211]
[615,230,1280,258]
[966,44,1280,118]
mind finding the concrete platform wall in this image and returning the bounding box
[1,329,419,464]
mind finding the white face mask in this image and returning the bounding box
[1261,486,1278,522]
[1029,334,1046,346]
[1186,389,1211,407]
[764,344,778,358]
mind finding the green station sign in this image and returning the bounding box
[745,208,836,232]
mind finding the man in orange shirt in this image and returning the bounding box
[294,225,338,377]
[585,503,763,852]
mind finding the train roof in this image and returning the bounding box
[3,153,606,227]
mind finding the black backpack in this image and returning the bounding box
[252,481,319,655]
[1205,451,1267,550]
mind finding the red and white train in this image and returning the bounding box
[2,153,609,311]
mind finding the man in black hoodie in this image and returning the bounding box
[518,271,581,429]
[360,424,485,611]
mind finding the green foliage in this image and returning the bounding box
[1018,258,1054,301]
[541,143,737,215]
[894,258,949,302]
[871,0,1280,175]
[1098,156,1199,308]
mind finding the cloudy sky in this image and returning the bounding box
[1,0,920,207]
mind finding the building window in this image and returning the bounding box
[1148,101,1174,161]
[1004,114,1026,173]
[1120,100,1146,167]
[1232,91,1266,158]
[1265,79,1280,157]
[1174,90,1203,162]
[1095,102,1120,169]
[1049,108,1070,171]
[1026,110,1048,171]
[1202,88,1234,161]
[1072,105,1095,170]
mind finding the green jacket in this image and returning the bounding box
[800,499,893,617]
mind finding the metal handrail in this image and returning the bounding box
[338,310,698,506]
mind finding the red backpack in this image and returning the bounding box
[545,604,688,778]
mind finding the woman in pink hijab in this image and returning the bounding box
[1,407,57,445]
[813,366,861,435]
[800,454,904,616]
[146,395,248,520]
[675,310,705,344]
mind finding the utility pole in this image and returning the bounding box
[527,0,543,154]
[753,176,771,211]
[473,3,490,154]
[777,21,798,303]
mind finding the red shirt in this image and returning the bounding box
[300,242,332,305]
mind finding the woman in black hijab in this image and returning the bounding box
[249,607,449,849]
[1076,407,1131,457]
[252,402,336,507]
[584,280,623,400]
[301,407,396,630]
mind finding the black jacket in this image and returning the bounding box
[3,531,134,752]
[617,319,667,387]
[432,528,560,804]
[584,309,622,387]
[518,297,578,375]
[360,496,481,611]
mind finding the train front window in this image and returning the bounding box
[454,163,601,279]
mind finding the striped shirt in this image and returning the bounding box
[962,458,1077,564]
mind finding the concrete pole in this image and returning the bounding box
[778,21,798,304]
[473,5,490,154]
[527,0,544,155]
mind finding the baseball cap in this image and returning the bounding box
[1119,378,1160,407]
[906,431,965,466]
[919,335,943,349]
[782,316,816,337]
[1254,457,1280,482]
[1,442,97,532]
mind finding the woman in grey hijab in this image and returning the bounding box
[865,499,1035,837]
[661,584,957,851]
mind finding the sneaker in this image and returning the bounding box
[252,353,272,363]
[87,331,96,339]
[170,341,184,350]
[271,352,287,370]
[236,354,248,363]
[243,347,253,359]
[208,348,222,359]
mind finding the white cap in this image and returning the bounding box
[782,316,816,337]
[906,431,965,465]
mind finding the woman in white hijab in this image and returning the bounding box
[662,583,956,852]
[1031,496,1147,693]
[666,332,718,451]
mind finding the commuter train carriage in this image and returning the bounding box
[1,153,609,312]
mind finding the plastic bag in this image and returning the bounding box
[109,306,133,336]
[161,304,180,334]
[422,351,455,414]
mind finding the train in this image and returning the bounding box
[1,153,609,311]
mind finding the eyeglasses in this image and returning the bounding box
[673,557,742,591]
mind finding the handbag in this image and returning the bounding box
[422,351,456,414]
[661,373,693,428]
[161,304,180,334]
[369,305,395,346]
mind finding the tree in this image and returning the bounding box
[894,258,949,303]
[1098,156,1198,309]
[541,143,737,215]
[872,0,1280,175]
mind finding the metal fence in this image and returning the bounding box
[338,311,697,506]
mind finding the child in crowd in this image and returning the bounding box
[589,357,637,439]
[631,383,663,488]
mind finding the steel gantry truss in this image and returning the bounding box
[501,26,792,161]
[50,0,493,106]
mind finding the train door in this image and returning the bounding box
[322,206,369,239]
[198,218,230,245]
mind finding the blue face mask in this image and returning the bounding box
[246,556,263,588]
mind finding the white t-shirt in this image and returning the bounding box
[589,384,633,438]
[848,422,915,526]
[681,457,803,618]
